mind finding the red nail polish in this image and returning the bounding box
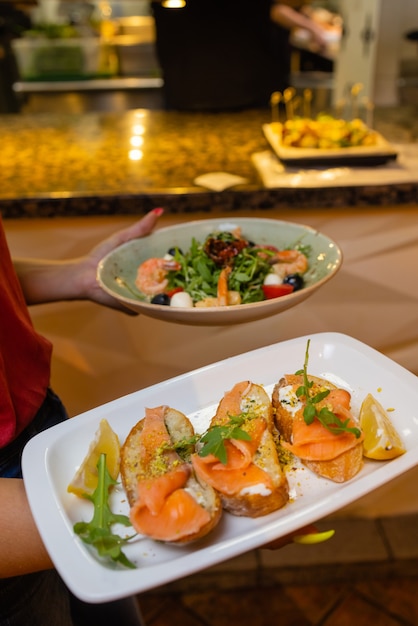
[151,207,164,216]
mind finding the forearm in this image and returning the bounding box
[12,210,163,308]
[13,258,87,305]
[0,478,53,577]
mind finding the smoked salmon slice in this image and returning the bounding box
[127,406,213,542]
[192,381,278,498]
[130,473,211,542]
[278,375,364,461]
[192,446,275,495]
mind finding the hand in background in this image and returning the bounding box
[77,208,164,312]
[306,22,329,53]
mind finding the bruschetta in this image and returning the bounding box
[120,405,222,543]
[272,374,364,483]
[192,381,289,517]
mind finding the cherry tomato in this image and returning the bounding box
[262,284,294,300]
[166,287,184,298]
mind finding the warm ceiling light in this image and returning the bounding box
[162,0,186,7]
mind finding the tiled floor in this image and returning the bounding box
[137,514,418,626]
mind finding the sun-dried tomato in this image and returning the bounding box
[204,237,249,266]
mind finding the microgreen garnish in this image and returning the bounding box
[170,413,254,465]
[295,340,361,438]
[169,437,198,462]
[74,453,137,569]
[198,415,252,465]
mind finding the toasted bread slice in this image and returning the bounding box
[192,381,289,517]
[303,444,364,484]
[272,375,363,483]
[120,406,222,543]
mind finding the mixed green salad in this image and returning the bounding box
[168,232,278,304]
[133,230,311,308]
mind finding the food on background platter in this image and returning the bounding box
[191,381,289,518]
[275,114,379,150]
[272,340,364,483]
[120,406,222,543]
[134,227,309,308]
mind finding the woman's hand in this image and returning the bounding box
[71,208,164,312]
[13,208,164,311]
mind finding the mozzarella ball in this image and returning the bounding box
[263,272,283,286]
[170,291,194,308]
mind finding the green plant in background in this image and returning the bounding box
[24,23,80,39]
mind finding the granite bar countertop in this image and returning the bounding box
[2,105,418,218]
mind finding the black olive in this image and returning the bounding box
[283,274,304,291]
[151,293,170,305]
[167,246,183,256]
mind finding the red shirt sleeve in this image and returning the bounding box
[0,216,52,447]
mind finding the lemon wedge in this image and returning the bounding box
[359,393,406,460]
[67,419,120,497]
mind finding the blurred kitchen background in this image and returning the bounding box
[1,0,417,115]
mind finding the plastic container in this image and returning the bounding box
[11,37,117,80]
[115,15,155,38]
[113,35,160,76]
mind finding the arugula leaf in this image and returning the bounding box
[167,434,200,462]
[198,415,252,465]
[296,340,361,438]
[74,453,137,569]
[196,257,214,283]
[169,413,254,465]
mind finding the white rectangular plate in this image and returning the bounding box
[22,332,418,603]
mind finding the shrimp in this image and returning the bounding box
[217,266,231,306]
[195,292,241,308]
[135,257,181,296]
[271,249,308,280]
[195,267,241,308]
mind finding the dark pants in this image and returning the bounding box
[0,390,145,626]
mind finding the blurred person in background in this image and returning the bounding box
[151,0,329,111]
[0,0,33,112]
